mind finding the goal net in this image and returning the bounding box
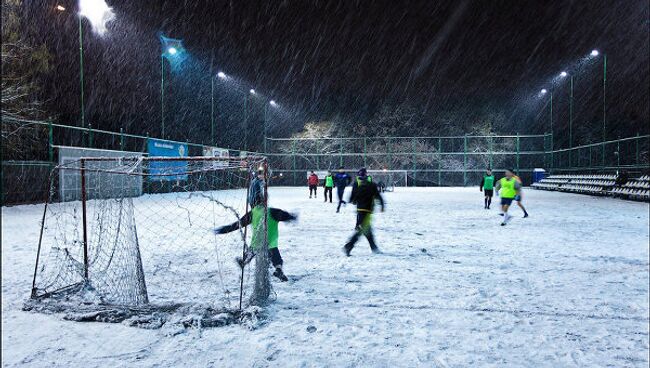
[28,156,271,327]
[366,170,408,191]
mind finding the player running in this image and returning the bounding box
[343,168,385,256]
[479,168,495,209]
[323,171,334,203]
[494,169,522,226]
[308,171,319,198]
[334,167,352,213]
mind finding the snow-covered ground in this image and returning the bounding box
[2,187,649,367]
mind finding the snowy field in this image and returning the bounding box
[2,187,649,367]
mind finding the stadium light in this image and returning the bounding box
[250,89,256,95]
[79,0,115,36]
[540,89,547,95]
[56,4,66,11]
[159,35,186,139]
[560,71,568,78]
[591,49,599,57]
[217,71,226,79]
[269,100,277,106]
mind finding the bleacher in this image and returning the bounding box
[532,173,649,202]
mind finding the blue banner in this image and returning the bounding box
[147,139,188,181]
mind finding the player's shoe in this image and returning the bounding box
[273,268,288,282]
[343,245,352,257]
[523,212,529,218]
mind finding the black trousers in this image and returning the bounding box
[309,185,317,196]
[336,186,346,211]
[324,187,333,202]
[269,248,283,268]
[344,212,378,251]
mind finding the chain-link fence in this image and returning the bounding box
[265,135,551,186]
[3,115,649,205]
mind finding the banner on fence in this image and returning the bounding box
[147,139,188,181]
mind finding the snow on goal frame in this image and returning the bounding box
[28,156,272,326]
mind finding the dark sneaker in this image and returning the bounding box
[273,268,288,282]
[523,213,529,218]
[501,222,507,226]
[343,246,352,257]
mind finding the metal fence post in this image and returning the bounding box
[88,124,93,148]
[48,121,54,163]
[488,135,493,169]
[438,137,442,186]
[634,132,639,165]
[412,138,417,186]
[515,133,520,174]
[120,128,125,151]
[363,137,367,167]
[315,140,320,170]
[617,139,620,167]
[463,135,467,186]
[339,138,343,168]
[292,139,297,186]
[387,138,392,169]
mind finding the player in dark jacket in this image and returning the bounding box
[343,168,385,256]
[334,167,352,213]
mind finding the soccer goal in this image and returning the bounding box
[28,156,272,327]
[366,170,408,191]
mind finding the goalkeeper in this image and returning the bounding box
[215,206,297,282]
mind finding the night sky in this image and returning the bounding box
[23,0,650,149]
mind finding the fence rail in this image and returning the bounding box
[2,117,649,205]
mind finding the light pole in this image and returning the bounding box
[211,72,227,146]
[243,89,256,151]
[264,100,277,153]
[601,51,607,168]
[76,0,115,140]
[159,36,185,140]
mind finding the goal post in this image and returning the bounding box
[30,156,272,322]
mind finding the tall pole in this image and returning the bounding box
[263,104,268,153]
[569,75,574,166]
[160,55,165,139]
[78,17,86,142]
[550,92,554,170]
[602,53,607,168]
[243,94,248,151]
[210,52,215,146]
[211,77,215,146]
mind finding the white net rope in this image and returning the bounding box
[31,157,270,317]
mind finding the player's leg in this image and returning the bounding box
[516,196,529,217]
[269,248,288,281]
[343,212,364,256]
[501,198,513,225]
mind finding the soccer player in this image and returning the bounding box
[480,168,495,209]
[215,206,297,282]
[494,169,522,226]
[343,168,385,256]
[248,167,265,208]
[334,167,352,213]
[513,173,529,218]
[323,171,334,203]
[308,171,319,198]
